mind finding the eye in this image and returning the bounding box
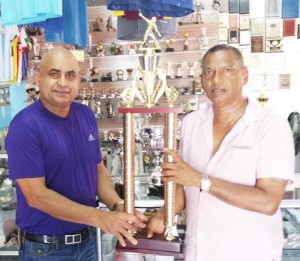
[223,66,234,73]
[49,72,61,79]
[65,72,77,81]
[202,69,213,75]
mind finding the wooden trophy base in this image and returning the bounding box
[116,231,184,260]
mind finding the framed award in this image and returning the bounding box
[283,19,296,37]
[265,38,283,53]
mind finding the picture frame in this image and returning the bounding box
[251,36,264,53]
[265,19,282,37]
[282,0,299,19]
[250,18,264,35]
[239,15,250,30]
[265,0,281,18]
[283,19,296,37]
[229,0,239,13]
[279,74,291,89]
[251,73,275,91]
[229,14,239,28]
[265,38,283,53]
[228,29,239,43]
[239,30,250,45]
[239,0,250,14]
[219,27,229,41]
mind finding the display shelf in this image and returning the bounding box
[0,154,8,159]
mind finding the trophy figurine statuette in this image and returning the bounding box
[116,13,183,259]
[32,38,41,60]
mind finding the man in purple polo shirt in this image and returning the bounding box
[5,47,147,261]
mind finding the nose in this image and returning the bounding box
[212,70,220,83]
[57,75,68,86]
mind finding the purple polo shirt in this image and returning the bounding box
[5,100,102,236]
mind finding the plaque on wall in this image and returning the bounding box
[239,15,250,30]
[279,74,291,89]
[251,36,264,53]
[219,0,229,13]
[219,27,229,41]
[239,0,249,14]
[229,0,239,13]
[250,17,264,35]
[239,30,251,45]
[228,29,239,43]
[265,0,281,17]
[265,38,283,53]
[229,14,239,28]
[265,19,282,38]
[282,0,299,18]
[283,19,296,37]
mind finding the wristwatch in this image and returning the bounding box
[201,174,211,192]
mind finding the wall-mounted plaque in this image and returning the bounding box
[229,29,239,43]
[239,15,250,30]
[239,30,251,45]
[279,73,291,89]
[250,17,264,35]
[229,14,239,28]
[229,0,239,13]
[239,0,249,14]
[265,0,281,17]
[283,19,296,37]
[251,36,264,53]
[219,28,229,41]
[282,0,299,18]
[265,38,283,53]
[265,19,282,38]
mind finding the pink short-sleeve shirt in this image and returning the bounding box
[179,98,295,261]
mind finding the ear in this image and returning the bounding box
[35,71,41,86]
[241,66,249,85]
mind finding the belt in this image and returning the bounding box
[24,227,90,245]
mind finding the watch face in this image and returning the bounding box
[201,176,211,191]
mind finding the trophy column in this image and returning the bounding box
[123,113,135,215]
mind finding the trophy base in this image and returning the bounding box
[116,231,184,259]
[33,56,41,60]
[166,48,175,52]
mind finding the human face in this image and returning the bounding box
[36,51,80,116]
[201,50,248,106]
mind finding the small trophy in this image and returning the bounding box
[199,27,209,48]
[183,32,189,51]
[165,38,175,52]
[90,67,99,82]
[32,38,41,60]
[257,92,269,107]
[185,61,198,78]
[106,15,116,31]
[166,62,173,79]
[93,16,103,32]
[128,43,137,55]
[126,68,134,81]
[116,70,124,81]
[173,63,184,78]
[96,42,105,56]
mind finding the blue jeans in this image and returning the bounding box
[19,227,98,261]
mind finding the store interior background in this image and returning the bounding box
[1,0,300,193]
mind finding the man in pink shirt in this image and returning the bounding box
[147,44,295,261]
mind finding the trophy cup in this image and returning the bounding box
[165,38,175,52]
[173,63,184,78]
[116,13,184,259]
[185,61,198,78]
[32,38,41,60]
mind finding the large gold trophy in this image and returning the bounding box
[116,13,183,259]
